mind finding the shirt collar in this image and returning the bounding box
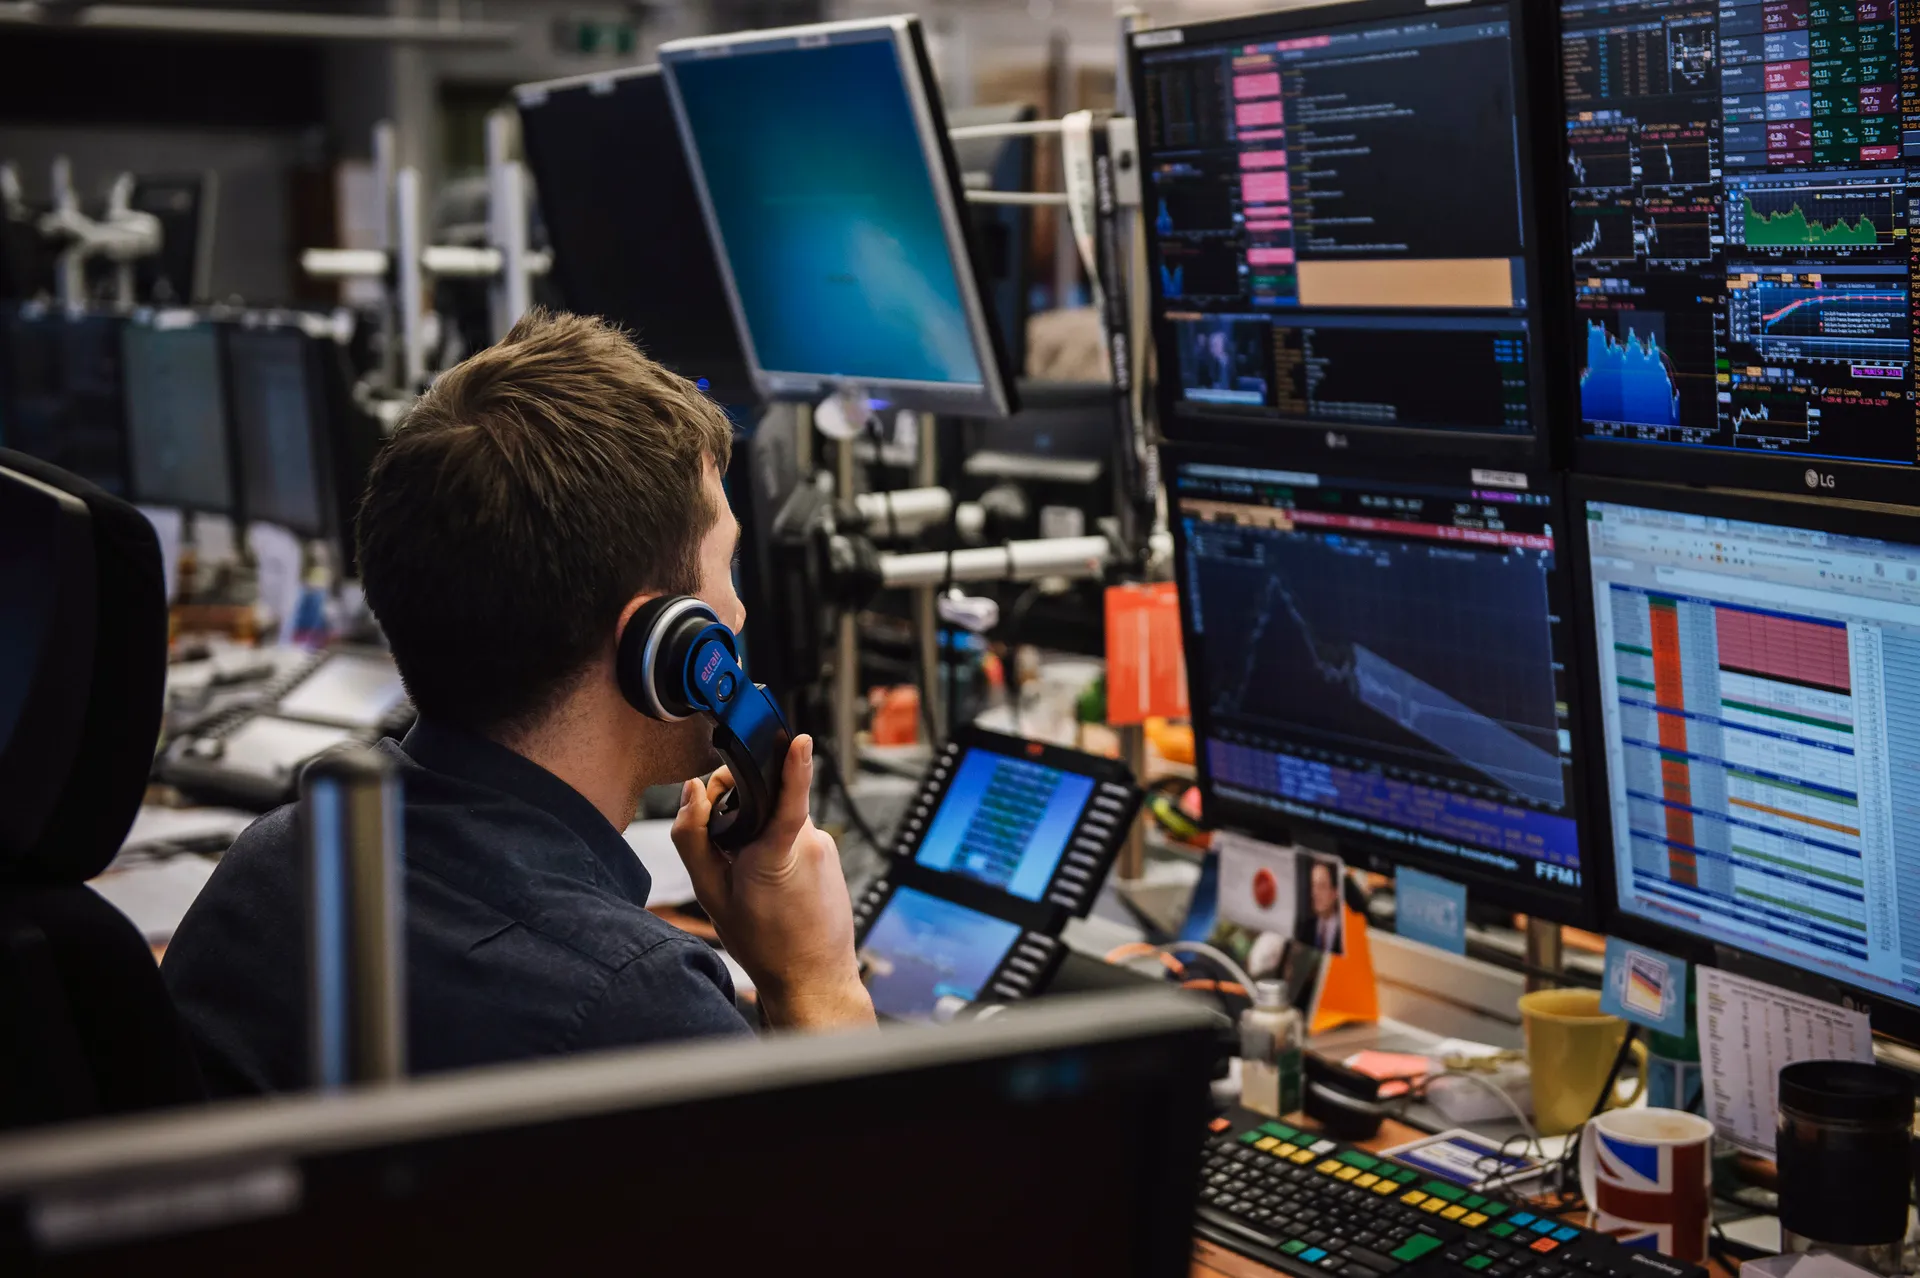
[398,717,653,907]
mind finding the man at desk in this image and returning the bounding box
[164,311,875,1095]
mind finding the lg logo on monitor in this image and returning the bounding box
[1805,469,1837,490]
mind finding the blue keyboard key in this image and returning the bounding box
[1302,1248,1328,1263]
[1508,1213,1536,1227]
[1554,1227,1580,1242]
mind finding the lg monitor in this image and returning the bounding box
[121,313,235,514]
[513,66,756,407]
[0,307,129,496]
[130,174,216,306]
[659,17,1018,418]
[1167,447,1596,923]
[0,991,1216,1276]
[226,323,329,536]
[1576,477,1920,1040]
[1131,0,1561,467]
[1561,1,1920,505]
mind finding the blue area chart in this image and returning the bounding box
[1581,321,1681,428]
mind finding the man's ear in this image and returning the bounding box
[615,592,661,646]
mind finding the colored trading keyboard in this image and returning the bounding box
[1197,1112,1707,1278]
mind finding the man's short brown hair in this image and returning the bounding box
[357,309,734,736]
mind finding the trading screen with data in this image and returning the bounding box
[1135,1,1547,446]
[1171,460,1587,912]
[1586,496,1920,1010]
[1564,0,1920,473]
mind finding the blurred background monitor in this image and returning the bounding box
[660,17,1018,418]
[947,103,1036,378]
[129,173,216,305]
[0,306,129,496]
[515,65,756,408]
[227,323,328,536]
[121,313,235,513]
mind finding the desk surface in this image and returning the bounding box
[1189,1115,1739,1278]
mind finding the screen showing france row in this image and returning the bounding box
[1135,0,1548,448]
[1585,497,1920,1009]
[1563,0,1920,471]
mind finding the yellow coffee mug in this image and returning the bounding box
[1519,988,1648,1136]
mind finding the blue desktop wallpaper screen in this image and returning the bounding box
[913,750,1094,902]
[669,33,985,387]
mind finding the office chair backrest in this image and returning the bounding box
[0,450,204,1128]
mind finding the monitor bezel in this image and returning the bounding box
[1130,0,1567,469]
[0,304,134,498]
[511,63,761,409]
[224,318,334,540]
[1568,473,1920,1043]
[658,16,1017,419]
[1164,442,1603,927]
[120,309,241,518]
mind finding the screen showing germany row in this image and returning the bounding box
[1136,0,1548,443]
[1563,0,1920,468]
[1170,460,1585,908]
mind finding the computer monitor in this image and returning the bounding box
[1131,0,1559,466]
[1576,477,1920,1039]
[130,174,216,306]
[659,17,1018,418]
[1560,2,1920,506]
[0,991,1216,1275]
[514,66,757,407]
[227,323,329,536]
[0,306,129,497]
[949,103,1037,375]
[1167,447,1595,922]
[121,313,235,514]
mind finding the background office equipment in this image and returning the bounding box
[120,311,236,516]
[513,64,756,407]
[852,726,1141,1020]
[1132,0,1561,467]
[157,648,411,811]
[1167,450,1596,924]
[659,17,1019,418]
[0,990,1216,1276]
[126,174,215,307]
[0,305,128,496]
[948,103,1037,377]
[1576,478,1920,1041]
[226,321,332,538]
[1559,0,1920,505]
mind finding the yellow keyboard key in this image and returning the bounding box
[1316,1160,1343,1175]
[1276,1144,1300,1157]
[1463,1213,1489,1228]
[1334,1167,1361,1182]
[1355,1174,1380,1189]
[1373,1181,1400,1195]
[1441,1206,1469,1221]
[1421,1200,1447,1214]
[1401,1191,1428,1206]
[1292,1150,1315,1164]
[1255,1137,1279,1151]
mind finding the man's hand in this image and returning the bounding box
[671,734,875,1031]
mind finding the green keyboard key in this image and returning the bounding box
[1282,1241,1309,1256]
[1462,1195,1488,1210]
[1423,1182,1465,1202]
[1392,1168,1420,1184]
[1239,1130,1265,1144]
[1261,1122,1303,1142]
[1482,1203,1508,1217]
[1488,1223,1516,1238]
[1464,1257,1494,1271]
[1390,1234,1444,1263]
[1339,1151,1381,1171]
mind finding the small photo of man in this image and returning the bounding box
[1294,855,1345,957]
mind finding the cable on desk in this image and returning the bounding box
[814,741,884,855]
[1105,940,1259,998]
[864,412,942,751]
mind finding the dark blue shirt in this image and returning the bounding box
[162,719,750,1096]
